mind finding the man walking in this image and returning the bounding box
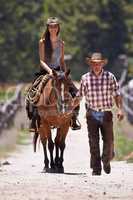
[78,52,124,175]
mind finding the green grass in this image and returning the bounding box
[0,91,14,101]
[0,146,16,158]
[16,128,31,145]
[114,121,133,162]
[0,128,30,159]
[115,133,133,162]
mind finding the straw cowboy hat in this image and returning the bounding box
[86,52,108,65]
[46,17,60,25]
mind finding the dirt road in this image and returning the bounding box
[0,101,133,200]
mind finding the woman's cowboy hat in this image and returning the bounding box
[86,52,108,65]
[46,17,60,25]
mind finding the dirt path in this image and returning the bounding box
[0,101,133,200]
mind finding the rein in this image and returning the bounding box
[50,74,72,114]
[51,78,63,113]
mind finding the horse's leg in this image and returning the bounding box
[58,139,65,172]
[48,133,55,169]
[41,139,49,172]
[39,124,50,172]
[54,128,60,169]
[57,122,70,173]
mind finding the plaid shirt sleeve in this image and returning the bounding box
[76,77,85,98]
[111,74,120,96]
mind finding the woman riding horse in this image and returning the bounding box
[29,17,80,131]
[35,69,79,172]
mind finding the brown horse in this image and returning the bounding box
[35,70,79,173]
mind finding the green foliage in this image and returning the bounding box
[41,0,133,79]
[0,0,133,81]
[127,57,133,80]
[0,0,43,82]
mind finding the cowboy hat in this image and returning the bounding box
[46,17,60,25]
[86,52,108,65]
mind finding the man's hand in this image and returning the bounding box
[72,97,81,108]
[117,109,124,121]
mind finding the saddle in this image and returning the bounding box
[26,74,51,105]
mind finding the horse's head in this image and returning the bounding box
[52,69,70,82]
[51,69,72,113]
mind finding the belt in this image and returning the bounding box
[92,108,111,112]
[87,107,112,112]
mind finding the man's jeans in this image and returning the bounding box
[86,109,114,172]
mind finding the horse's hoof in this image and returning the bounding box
[49,168,56,173]
[42,167,49,173]
[57,167,64,174]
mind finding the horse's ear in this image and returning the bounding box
[52,69,58,78]
[65,69,70,77]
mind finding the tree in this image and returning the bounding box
[0,0,43,82]
[0,0,132,81]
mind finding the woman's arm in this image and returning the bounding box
[60,41,67,72]
[39,39,52,74]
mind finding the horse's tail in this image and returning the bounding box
[33,132,39,152]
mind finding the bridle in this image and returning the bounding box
[50,71,72,114]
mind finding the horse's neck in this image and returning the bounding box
[44,79,55,105]
[36,78,72,109]
[36,79,53,106]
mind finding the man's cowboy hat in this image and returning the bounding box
[86,52,108,65]
[46,17,60,25]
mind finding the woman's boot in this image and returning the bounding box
[71,105,81,130]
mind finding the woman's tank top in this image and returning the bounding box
[47,40,62,69]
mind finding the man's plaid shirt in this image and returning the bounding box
[77,70,120,110]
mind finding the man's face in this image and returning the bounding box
[90,61,104,75]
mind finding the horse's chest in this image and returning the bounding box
[39,108,72,127]
[45,114,71,126]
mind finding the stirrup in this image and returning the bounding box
[29,128,36,133]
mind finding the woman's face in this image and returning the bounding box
[48,24,59,35]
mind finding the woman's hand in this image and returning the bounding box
[49,70,53,76]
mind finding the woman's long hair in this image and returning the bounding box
[41,25,60,63]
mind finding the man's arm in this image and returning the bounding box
[111,74,124,121]
[72,78,85,108]
[114,95,124,121]
[76,78,85,100]
[114,95,122,109]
